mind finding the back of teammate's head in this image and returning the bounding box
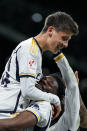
[41,11,79,35]
[36,72,65,100]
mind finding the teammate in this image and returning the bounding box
[0,52,80,131]
[0,11,79,119]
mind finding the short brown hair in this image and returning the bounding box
[42,11,79,35]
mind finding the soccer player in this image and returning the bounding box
[0,11,78,119]
[0,52,80,131]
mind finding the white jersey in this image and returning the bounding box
[23,101,52,131]
[0,37,60,118]
[47,53,80,131]
[0,100,52,130]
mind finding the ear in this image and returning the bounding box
[47,26,54,37]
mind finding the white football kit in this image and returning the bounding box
[47,53,80,131]
[0,37,60,118]
[23,100,52,131]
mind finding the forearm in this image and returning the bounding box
[54,53,80,130]
[21,77,60,107]
[80,116,87,128]
[80,105,87,128]
[80,94,87,128]
[0,111,37,129]
[54,53,80,110]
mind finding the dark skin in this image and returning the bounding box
[0,111,36,131]
[0,76,61,131]
[36,76,58,95]
[79,93,87,128]
[75,71,87,128]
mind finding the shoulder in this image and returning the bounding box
[19,38,40,57]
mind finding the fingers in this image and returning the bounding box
[75,71,79,84]
[51,105,55,118]
[52,105,61,120]
[75,71,78,77]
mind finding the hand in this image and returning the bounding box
[75,71,79,84]
[51,104,61,120]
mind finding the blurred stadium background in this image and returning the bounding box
[0,0,87,80]
[0,0,87,79]
[0,0,87,130]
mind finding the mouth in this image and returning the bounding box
[55,44,64,53]
[54,47,61,53]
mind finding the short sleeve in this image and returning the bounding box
[18,40,39,79]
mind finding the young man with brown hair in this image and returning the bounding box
[0,11,79,123]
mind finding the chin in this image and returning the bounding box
[51,49,59,54]
[54,50,59,54]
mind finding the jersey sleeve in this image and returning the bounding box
[18,41,38,79]
[25,101,52,128]
[54,53,80,131]
[17,41,60,107]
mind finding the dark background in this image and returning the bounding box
[0,0,87,79]
[0,1,87,130]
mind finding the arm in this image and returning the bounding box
[20,77,60,107]
[79,94,87,128]
[0,111,37,130]
[54,53,80,131]
[75,71,87,128]
[18,41,60,107]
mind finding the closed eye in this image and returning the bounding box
[62,36,70,41]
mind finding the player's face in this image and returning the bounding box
[37,76,58,95]
[47,27,72,54]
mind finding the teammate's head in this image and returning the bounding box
[40,11,79,54]
[36,75,58,95]
[36,72,66,120]
[49,73,65,100]
[36,72,65,101]
[42,11,78,35]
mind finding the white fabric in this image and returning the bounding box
[20,100,52,131]
[47,53,80,131]
[0,37,60,119]
[26,101,52,128]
